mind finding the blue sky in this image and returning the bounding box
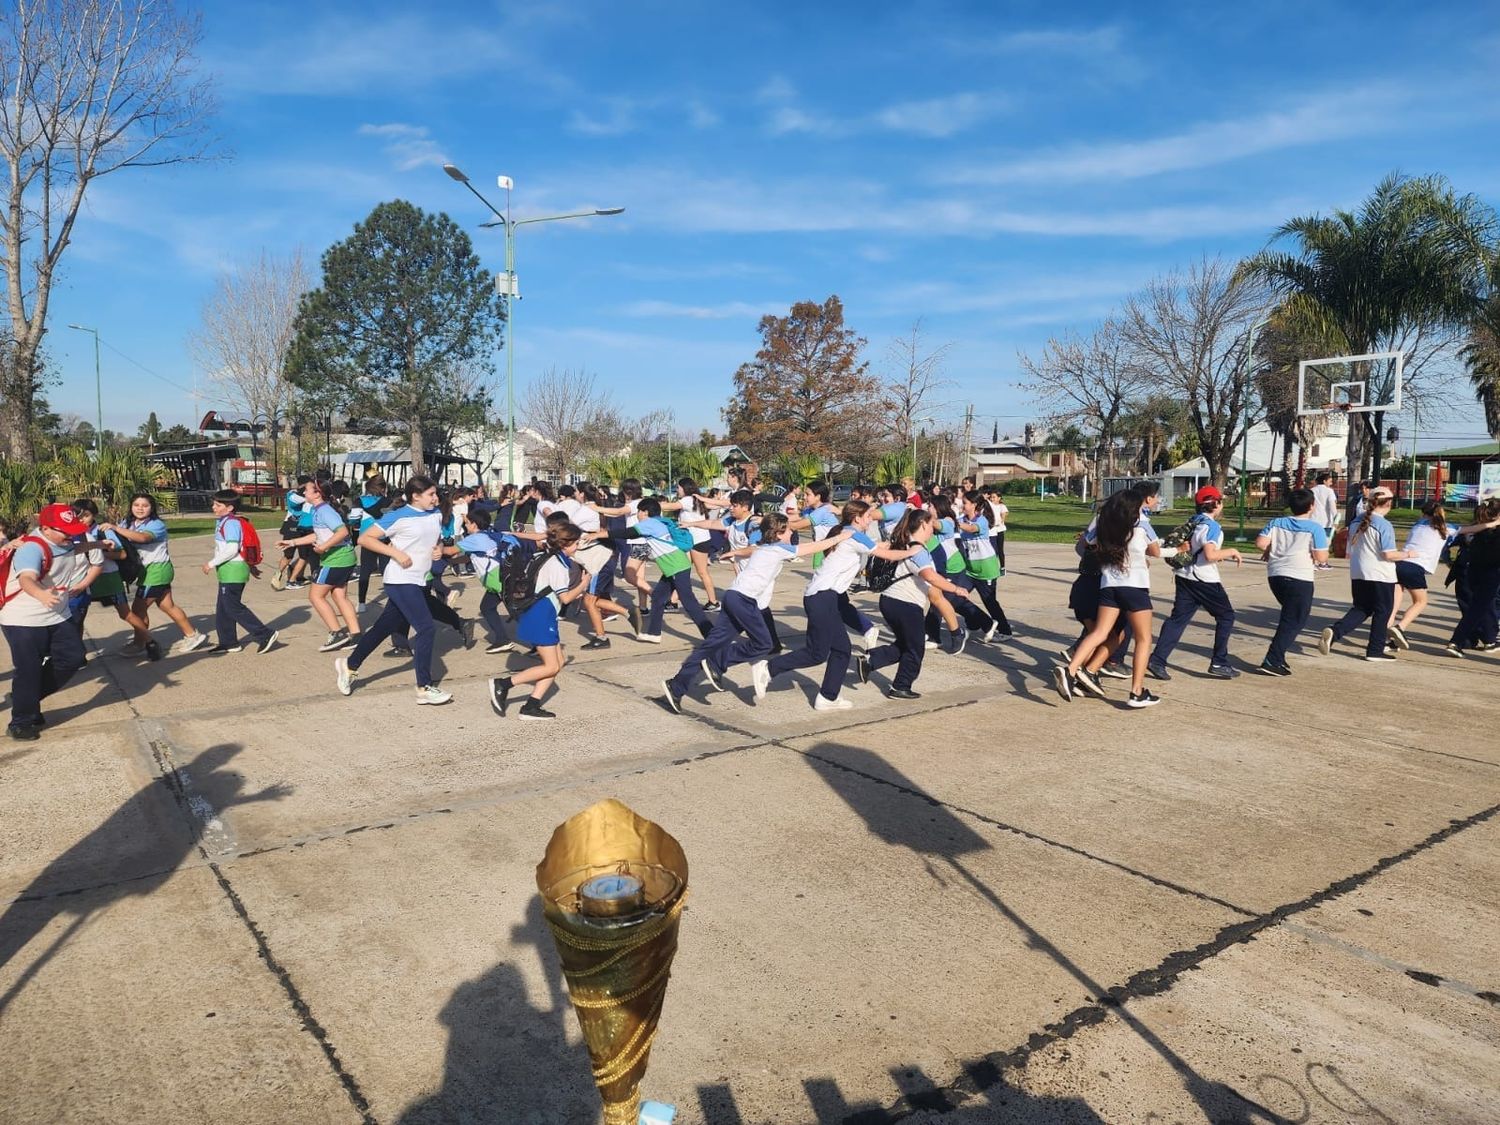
[43,0,1500,449]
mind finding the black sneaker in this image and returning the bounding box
[1443,643,1465,659]
[257,631,280,655]
[1096,661,1129,680]
[583,635,612,650]
[489,677,512,717]
[700,659,723,691]
[462,620,477,649]
[947,626,968,656]
[704,600,721,611]
[1146,661,1171,681]
[887,687,921,700]
[1207,663,1240,679]
[1052,665,1073,702]
[518,699,556,721]
[145,639,163,662]
[661,680,683,714]
[855,653,870,685]
[7,722,40,741]
[1258,659,1292,677]
[1364,652,1398,662]
[384,646,410,659]
[209,643,244,654]
[1073,667,1107,698]
[629,603,644,635]
[1388,625,1410,650]
[1127,689,1162,709]
[768,643,785,655]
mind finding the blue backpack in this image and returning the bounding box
[659,517,695,552]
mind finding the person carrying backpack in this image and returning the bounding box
[1146,485,1243,680]
[2,504,92,740]
[488,521,587,721]
[201,489,278,655]
[617,497,713,642]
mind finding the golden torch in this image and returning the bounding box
[536,799,688,1125]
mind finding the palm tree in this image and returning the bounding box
[1049,424,1087,495]
[584,451,647,487]
[674,446,724,488]
[1461,287,1500,442]
[1242,173,1496,476]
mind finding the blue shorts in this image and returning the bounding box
[516,598,561,647]
[1099,585,1152,613]
[135,584,172,601]
[89,590,129,608]
[1395,561,1427,590]
[315,565,354,588]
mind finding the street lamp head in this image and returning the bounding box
[594,207,625,216]
[442,164,469,183]
[67,323,91,331]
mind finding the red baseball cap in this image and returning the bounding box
[1194,486,1223,505]
[37,503,89,537]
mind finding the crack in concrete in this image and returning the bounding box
[1280,921,1499,1007]
[847,799,1500,1123]
[87,632,379,1125]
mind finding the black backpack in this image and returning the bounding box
[114,535,144,586]
[866,555,898,593]
[500,548,560,616]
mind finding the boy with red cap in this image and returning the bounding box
[1146,485,1243,680]
[1,504,92,740]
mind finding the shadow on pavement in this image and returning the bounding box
[0,743,288,1017]
[798,742,1294,1124]
[396,897,596,1124]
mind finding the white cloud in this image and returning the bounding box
[756,75,798,103]
[568,101,639,137]
[873,93,1011,138]
[619,299,777,320]
[945,84,1411,186]
[357,123,448,171]
[207,11,575,98]
[686,101,721,129]
[971,25,1124,55]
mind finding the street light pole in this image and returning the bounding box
[67,324,104,452]
[442,164,623,488]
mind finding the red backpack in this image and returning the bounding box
[0,535,55,609]
[221,516,263,567]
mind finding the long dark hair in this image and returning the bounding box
[929,492,955,527]
[823,499,870,557]
[1095,489,1143,571]
[1421,500,1448,538]
[889,508,932,551]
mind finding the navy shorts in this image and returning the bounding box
[135,584,172,601]
[315,564,355,588]
[1395,561,1428,590]
[516,598,561,647]
[1099,585,1152,613]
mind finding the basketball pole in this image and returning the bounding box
[1237,316,1270,542]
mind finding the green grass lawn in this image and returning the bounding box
[164,508,285,537]
[1000,494,1426,544]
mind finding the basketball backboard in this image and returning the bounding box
[1297,351,1404,416]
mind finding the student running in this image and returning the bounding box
[335,476,451,705]
[1146,486,1242,680]
[1055,489,1163,708]
[1317,487,1408,662]
[203,489,279,654]
[1254,488,1329,675]
[277,478,361,652]
[489,521,588,721]
[660,512,841,713]
[103,493,208,658]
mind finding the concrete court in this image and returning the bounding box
[1,534,1496,1125]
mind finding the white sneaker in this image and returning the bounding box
[813,693,853,712]
[176,632,209,654]
[862,625,880,650]
[751,660,770,701]
[1318,627,1334,656]
[416,684,452,705]
[335,657,354,696]
[445,590,461,609]
[637,633,662,644]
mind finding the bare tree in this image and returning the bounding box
[880,320,953,446]
[1,0,218,459]
[188,248,308,428]
[1122,258,1271,488]
[521,366,618,480]
[1019,317,1142,495]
